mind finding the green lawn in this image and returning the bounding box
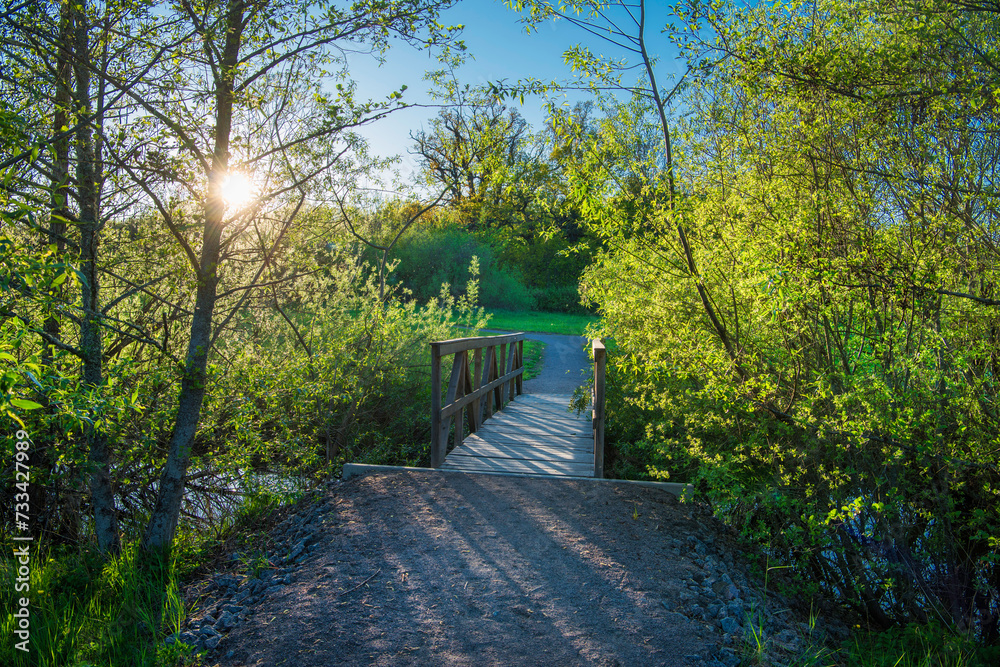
[522,339,545,380]
[482,310,599,336]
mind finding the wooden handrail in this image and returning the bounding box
[430,333,525,467]
[592,339,607,479]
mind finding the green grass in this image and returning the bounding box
[1,543,193,667]
[1,489,297,667]
[523,339,545,380]
[481,310,599,336]
[838,621,997,667]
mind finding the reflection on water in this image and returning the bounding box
[180,469,308,526]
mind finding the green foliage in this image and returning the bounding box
[551,0,1000,648]
[496,223,595,282]
[0,215,73,428]
[0,543,189,667]
[0,485,307,666]
[412,98,546,221]
[479,265,536,312]
[386,218,597,314]
[388,224,536,311]
[193,252,486,480]
[843,621,998,667]
[409,87,600,314]
[528,284,587,315]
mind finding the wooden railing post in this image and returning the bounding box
[506,341,516,402]
[481,344,495,422]
[498,342,508,409]
[464,350,478,434]
[515,339,523,396]
[452,352,467,450]
[431,342,444,468]
[472,346,483,432]
[592,339,606,479]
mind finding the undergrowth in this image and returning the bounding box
[1,488,298,667]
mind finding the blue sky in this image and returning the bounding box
[348,1,687,182]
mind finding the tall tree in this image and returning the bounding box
[412,99,534,203]
[0,0,157,553]
[2,1,464,637]
[532,0,1000,639]
[506,0,743,374]
[113,0,463,555]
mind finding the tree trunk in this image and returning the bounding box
[637,0,744,380]
[141,0,244,554]
[74,2,120,555]
[38,0,80,544]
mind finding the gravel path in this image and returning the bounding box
[522,333,591,395]
[182,471,759,667]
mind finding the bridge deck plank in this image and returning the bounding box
[441,393,594,478]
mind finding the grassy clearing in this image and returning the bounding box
[481,310,599,336]
[523,339,545,380]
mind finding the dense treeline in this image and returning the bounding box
[386,97,600,313]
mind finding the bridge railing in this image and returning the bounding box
[592,339,607,478]
[430,333,525,468]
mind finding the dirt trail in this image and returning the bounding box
[200,471,746,667]
[522,332,591,395]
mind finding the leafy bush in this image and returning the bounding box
[497,230,595,290]
[2,238,487,546]
[388,225,535,310]
[192,253,487,485]
[480,265,535,311]
[572,0,1000,647]
[386,225,481,302]
[530,284,591,314]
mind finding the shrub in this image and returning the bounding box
[480,265,535,311]
[530,284,592,314]
[197,254,487,483]
[387,226,482,303]
[389,225,536,310]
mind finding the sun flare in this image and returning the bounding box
[219,171,256,209]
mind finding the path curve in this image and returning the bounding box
[477,329,591,396]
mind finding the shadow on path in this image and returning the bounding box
[215,471,724,667]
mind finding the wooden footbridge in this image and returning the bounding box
[430,333,606,478]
